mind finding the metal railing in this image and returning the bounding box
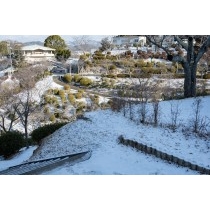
[0,151,91,175]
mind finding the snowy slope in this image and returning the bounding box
[29,97,210,174]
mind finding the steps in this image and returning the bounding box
[0,151,91,175]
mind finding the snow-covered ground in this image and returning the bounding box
[26,96,210,175]
[0,146,37,171]
[19,75,63,103]
[1,74,210,174]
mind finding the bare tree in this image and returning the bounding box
[12,65,48,139]
[146,35,210,97]
[169,101,181,132]
[0,89,20,132]
[72,36,92,54]
[190,97,210,137]
[133,74,151,124]
[151,97,161,127]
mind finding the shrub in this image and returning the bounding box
[173,74,185,79]
[135,60,147,68]
[43,106,50,114]
[75,92,83,99]
[76,102,86,113]
[90,94,99,105]
[74,74,82,83]
[78,89,84,94]
[31,122,67,145]
[54,112,61,118]
[64,84,71,90]
[0,131,25,158]
[109,64,116,70]
[61,97,67,104]
[68,94,76,104]
[47,88,54,94]
[44,70,51,77]
[203,74,210,79]
[59,90,65,96]
[63,74,72,83]
[53,88,60,95]
[93,51,105,60]
[49,114,56,122]
[161,68,167,74]
[79,77,93,86]
[52,96,59,105]
[146,62,153,67]
[44,95,59,105]
[85,60,92,66]
[44,95,51,103]
[79,55,88,60]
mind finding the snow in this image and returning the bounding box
[98,95,109,104]
[31,76,63,103]
[28,96,210,175]
[1,74,210,174]
[83,75,101,82]
[16,76,63,104]
[0,146,38,171]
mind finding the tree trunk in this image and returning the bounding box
[191,64,197,97]
[183,63,197,98]
[183,66,192,98]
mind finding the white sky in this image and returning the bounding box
[0,1,208,35]
[0,35,109,43]
[1,0,209,209]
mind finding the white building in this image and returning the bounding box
[112,36,146,47]
[21,45,55,61]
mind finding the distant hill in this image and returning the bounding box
[68,40,101,51]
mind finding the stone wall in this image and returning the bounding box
[118,135,210,175]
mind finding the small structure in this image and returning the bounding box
[21,45,55,61]
[112,35,147,47]
[50,66,67,74]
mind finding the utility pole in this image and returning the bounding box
[69,61,71,76]
[7,42,13,77]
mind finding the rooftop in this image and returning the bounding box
[21,45,55,51]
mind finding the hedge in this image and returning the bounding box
[31,122,67,145]
[0,131,25,158]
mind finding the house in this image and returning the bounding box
[21,45,55,61]
[112,35,146,47]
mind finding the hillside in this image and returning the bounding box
[28,96,210,175]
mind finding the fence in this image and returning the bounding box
[118,135,210,175]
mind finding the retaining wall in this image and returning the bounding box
[118,135,210,175]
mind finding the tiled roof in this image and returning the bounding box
[21,45,56,51]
